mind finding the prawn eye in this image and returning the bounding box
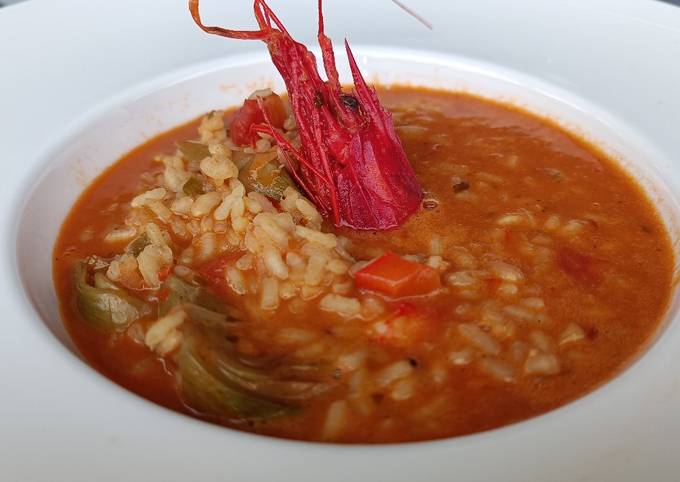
[340,94,359,110]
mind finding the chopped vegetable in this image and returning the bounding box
[178,338,294,420]
[83,255,110,271]
[354,252,441,297]
[177,140,210,163]
[163,278,298,420]
[177,308,330,420]
[182,176,206,196]
[371,304,432,348]
[189,325,329,402]
[125,233,150,256]
[182,303,235,329]
[229,94,286,146]
[160,275,228,316]
[75,261,151,331]
[196,255,242,297]
[557,247,602,286]
[238,154,293,201]
[93,271,120,290]
[231,150,254,170]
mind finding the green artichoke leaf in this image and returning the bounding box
[75,261,151,331]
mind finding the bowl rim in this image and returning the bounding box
[10,46,680,450]
[3,0,680,480]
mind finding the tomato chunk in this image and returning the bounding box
[197,254,239,296]
[229,94,287,146]
[354,252,441,298]
[260,94,287,127]
[371,303,431,348]
[557,247,602,286]
[158,266,171,283]
[370,304,444,350]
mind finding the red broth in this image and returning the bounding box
[53,86,674,442]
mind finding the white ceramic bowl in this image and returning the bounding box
[2,1,680,481]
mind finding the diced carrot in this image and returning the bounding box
[229,94,286,146]
[354,252,441,298]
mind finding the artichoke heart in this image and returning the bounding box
[160,275,230,317]
[178,338,294,420]
[75,261,151,331]
[177,140,211,163]
[176,309,332,421]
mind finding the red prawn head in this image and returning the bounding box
[189,0,423,230]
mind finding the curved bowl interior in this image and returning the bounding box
[16,47,680,417]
